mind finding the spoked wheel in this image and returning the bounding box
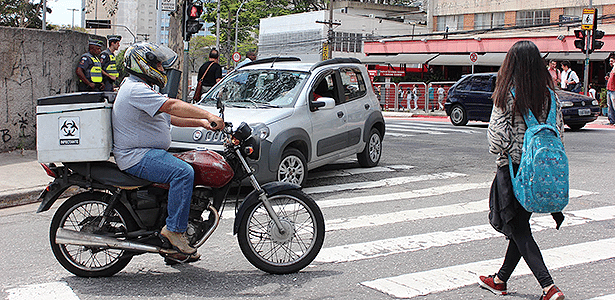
[237,189,325,274]
[50,192,136,277]
[357,128,382,167]
[277,148,307,186]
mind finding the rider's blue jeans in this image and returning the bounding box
[125,149,194,233]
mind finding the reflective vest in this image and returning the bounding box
[102,49,119,78]
[83,53,103,83]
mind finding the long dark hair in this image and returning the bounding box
[493,41,554,117]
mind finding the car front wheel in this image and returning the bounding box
[357,128,382,167]
[277,148,307,186]
[450,104,468,126]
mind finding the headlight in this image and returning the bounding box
[561,101,573,107]
[250,123,270,140]
[592,100,599,106]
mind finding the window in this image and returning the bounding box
[333,32,363,53]
[475,12,506,29]
[471,76,492,92]
[516,10,550,26]
[456,76,472,91]
[437,15,464,31]
[339,68,367,102]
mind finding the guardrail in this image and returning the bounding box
[373,81,457,112]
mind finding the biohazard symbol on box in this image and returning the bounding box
[59,117,80,145]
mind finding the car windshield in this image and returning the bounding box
[198,69,309,108]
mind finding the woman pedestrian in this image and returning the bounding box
[479,40,565,300]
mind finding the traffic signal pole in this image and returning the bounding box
[583,30,590,96]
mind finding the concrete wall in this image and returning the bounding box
[0,27,103,152]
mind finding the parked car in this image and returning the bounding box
[170,57,386,186]
[444,73,600,130]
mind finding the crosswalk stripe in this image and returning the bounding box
[587,294,615,300]
[7,282,80,300]
[304,172,466,194]
[386,127,448,135]
[324,189,595,232]
[308,166,404,180]
[387,124,479,134]
[317,182,491,209]
[361,237,615,299]
[317,205,615,263]
[386,132,416,138]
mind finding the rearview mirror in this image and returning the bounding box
[311,97,335,111]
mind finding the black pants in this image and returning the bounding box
[492,166,554,288]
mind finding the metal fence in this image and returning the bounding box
[373,81,457,112]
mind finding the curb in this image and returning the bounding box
[0,187,46,209]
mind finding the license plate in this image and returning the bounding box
[578,108,591,116]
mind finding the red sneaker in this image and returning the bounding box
[541,285,565,300]
[479,274,508,295]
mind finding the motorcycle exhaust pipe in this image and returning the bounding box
[55,228,175,254]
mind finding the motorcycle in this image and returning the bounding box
[36,100,325,277]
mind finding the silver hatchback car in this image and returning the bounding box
[170,57,385,186]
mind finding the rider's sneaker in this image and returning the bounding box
[540,285,564,300]
[160,225,197,255]
[479,274,508,295]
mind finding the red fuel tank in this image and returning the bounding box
[174,150,234,188]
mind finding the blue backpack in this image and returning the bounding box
[509,89,569,213]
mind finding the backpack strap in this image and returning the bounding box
[545,89,557,126]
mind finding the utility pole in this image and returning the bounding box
[68,8,79,29]
[316,0,340,60]
[42,0,46,30]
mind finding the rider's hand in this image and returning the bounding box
[202,116,224,131]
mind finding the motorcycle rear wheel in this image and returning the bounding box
[237,189,325,274]
[50,192,137,277]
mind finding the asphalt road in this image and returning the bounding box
[1,117,614,300]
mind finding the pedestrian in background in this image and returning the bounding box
[76,40,104,92]
[100,35,122,91]
[480,40,565,300]
[428,83,434,111]
[588,83,596,100]
[437,85,445,110]
[547,60,560,87]
[236,50,256,68]
[560,60,580,92]
[411,84,419,110]
[193,49,223,101]
[605,55,615,125]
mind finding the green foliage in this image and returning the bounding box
[115,49,127,84]
[189,35,217,71]
[599,88,607,107]
[0,0,51,29]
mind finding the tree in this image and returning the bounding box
[0,0,51,28]
[189,35,216,72]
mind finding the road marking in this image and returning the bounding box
[317,205,614,263]
[385,132,417,138]
[361,237,615,299]
[324,189,595,232]
[308,166,402,180]
[317,181,490,209]
[6,282,80,300]
[386,127,447,135]
[304,172,466,194]
[587,295,615,300]
[387,123,479,134]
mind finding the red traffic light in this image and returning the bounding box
[188,5,202,18]
[574,30,586,39]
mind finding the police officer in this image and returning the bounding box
[100,35,122,91]
[76,40,104,91]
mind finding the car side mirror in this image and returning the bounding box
[311,97,336,111]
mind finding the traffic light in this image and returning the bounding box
[574,29,586,52]
[184,2,203,41]
[592,29,605,52]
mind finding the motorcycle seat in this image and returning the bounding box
[64,161,151,189]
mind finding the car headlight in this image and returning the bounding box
[561,101,574,107]
[250,123,270,140]
[592,100,599,106]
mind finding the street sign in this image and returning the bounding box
[232,52,241,62]
[322,42,330,61]
[582,8,596,30]
[160,0,176,12]
[469,52,478,63]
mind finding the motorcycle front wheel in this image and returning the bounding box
[237,189,325,274]
[50,192,137,277]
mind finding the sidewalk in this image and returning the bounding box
[0,150,51,208]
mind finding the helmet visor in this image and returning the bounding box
[153,45,178,69]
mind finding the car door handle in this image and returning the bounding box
[364,103,370,110]
[337,111,344,118]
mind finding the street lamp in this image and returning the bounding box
[234,0,248,65]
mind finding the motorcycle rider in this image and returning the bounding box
[112,42,224,259]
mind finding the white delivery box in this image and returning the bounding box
[37,92,116,163]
